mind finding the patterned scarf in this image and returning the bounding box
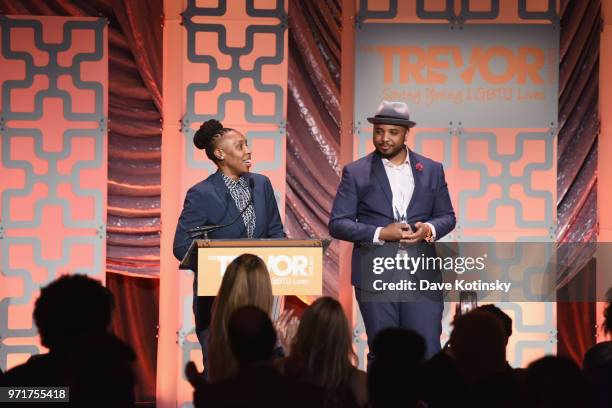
[222,173,256,238]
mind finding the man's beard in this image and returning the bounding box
[376,145,405,159]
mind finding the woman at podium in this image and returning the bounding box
[172,119,285,361]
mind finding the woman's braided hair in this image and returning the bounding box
[193,119,234,162]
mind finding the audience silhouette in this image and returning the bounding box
[424,307,520,407]
[3,274,136,407]
[190,305,324,407]
[450,309,521,407]
[368,328,426,408]
[582,293,612,408]
[450,309,508,384]
[527,355,593,408]
[478,304,512,344]
[4,273,609,407]
[583,341,612,408]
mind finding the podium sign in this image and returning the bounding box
[198,246,323,296]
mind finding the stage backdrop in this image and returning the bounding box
[351,0,559,368]
[0,15,108,371]
[159,1,288,406]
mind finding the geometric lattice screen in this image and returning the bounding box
[0,15,107,372]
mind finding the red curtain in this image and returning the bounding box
[106,273,158,401]
[557,260,598,364]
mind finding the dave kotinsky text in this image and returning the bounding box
[369,253,512,294]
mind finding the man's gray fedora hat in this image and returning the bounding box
[367,100,416,128]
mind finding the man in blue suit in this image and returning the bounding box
[173,119,285,359]
[329,101,455,359]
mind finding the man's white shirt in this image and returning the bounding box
[373,150,437,243]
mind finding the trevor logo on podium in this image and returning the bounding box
[207,255,314,277]
[197,246,322,296]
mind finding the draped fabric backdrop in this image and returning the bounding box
[286,0,342,298]
[556,0,600,364]
[0,0,162,402]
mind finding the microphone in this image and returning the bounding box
[249,177,255,206]
[188,177,255,239]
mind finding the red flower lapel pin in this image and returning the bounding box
[415,162,424,172]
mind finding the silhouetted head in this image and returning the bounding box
[193,119,251,179]
[527,355,589,408]
[33,274,114,352]
[478,304,513,345]
[583,341,612,378]
[372,327,426,365]
[450,310,506,384]
[228,306,276,365]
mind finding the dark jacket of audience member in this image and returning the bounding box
[367,328,426,408]
[422,350,467,407]
[193,306,324,408]
[66,332,136,406]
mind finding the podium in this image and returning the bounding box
[179,238,328,296]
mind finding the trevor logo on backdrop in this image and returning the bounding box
[355,24,559,128]
[363,45,547,85]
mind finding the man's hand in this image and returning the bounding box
[401,221,432,243]
[379,222,412,242]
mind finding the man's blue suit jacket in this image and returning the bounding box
[173,171,285,332]
[329,149,456,288]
